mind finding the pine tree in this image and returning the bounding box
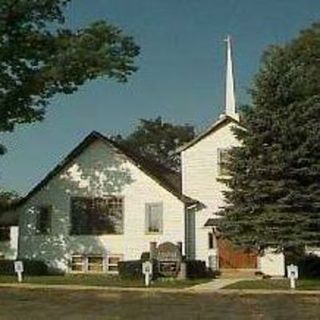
[220,23,320,251]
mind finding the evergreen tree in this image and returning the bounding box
[220,23,320,251]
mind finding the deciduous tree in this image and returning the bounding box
[114,117,195,171]
[0,0,139,133]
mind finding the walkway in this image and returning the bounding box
[186,278,245,292]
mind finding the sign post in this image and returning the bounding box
[14,261,24,283]
[142,261,153,287]
[287,264,298,289]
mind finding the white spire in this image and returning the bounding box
[224,35,237,117]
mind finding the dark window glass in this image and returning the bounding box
[70,197,123,235]
[218,148,231,176]
[0,227,10,241]
[36,206,52,234]
[145,203,163,233]
[88,256,104,272]
[208,232,214,249]
[71,256,84,272]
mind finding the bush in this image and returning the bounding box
[185,260,212,279]
[0,260,14,275]
[118,260,142,279]
[0,259,48,276]
[118,259,161,280]
[297,254,320,278]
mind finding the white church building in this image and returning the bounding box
[0,37,285,276]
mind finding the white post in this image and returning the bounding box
[290,277,295,289]
[17,271,22,283]
[142,261,152,287]
[287,264,298,290]
[14,261,24,283]
[145,272,150,287]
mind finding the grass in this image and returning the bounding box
[1,288,320,319]
[0,274,210,288]
[224,279,320,290]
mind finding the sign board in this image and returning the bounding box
[14,261,24,273]
[142,261,152,287]
[14,261,24,283]
[287,264,298,289]
[156,242,182,277]
[157,242,181,262]
[287,264,298,279]
[142,261,153,275]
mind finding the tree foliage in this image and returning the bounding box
[220,23,320,251]
[0,190,17,212]
[113,117,195,171]
[0,0,139,133]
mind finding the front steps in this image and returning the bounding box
[219,268,258,279]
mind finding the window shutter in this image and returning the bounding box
[145,204,151,233]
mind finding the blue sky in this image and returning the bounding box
[1,0,320,195]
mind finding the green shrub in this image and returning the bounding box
[118,260,142,279]
[0,260,14,275]
[0,259,48,275]
[118,259,161,280]
[185,260,211,279]
[297,254,320,278]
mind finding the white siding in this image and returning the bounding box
[0,227,18,260]
[18,140,185,272]
[181,121,239,264]
[182,120,287,276]
[259,250,285,277]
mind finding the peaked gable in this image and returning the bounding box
[15,131,198,208]
[178,115,239,153]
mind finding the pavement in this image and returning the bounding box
[186,278,247,292]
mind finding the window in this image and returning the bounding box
[70,256,84,272]
[145,203,163,234]
[208,232,214,249]
[217,148,231,176]
[0,227,10,242]
[88,256,104,272]
[107,255,122,273]
[70,197,123,235]
[36,206,52,234]
[70,254,122,273]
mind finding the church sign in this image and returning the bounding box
[155,242,182,277]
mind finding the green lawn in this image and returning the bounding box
[1,288,320,319]
[224,279,320,290]
[0,274,209,288]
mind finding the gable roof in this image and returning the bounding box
[177,114,239,153]
[14,131,198,208]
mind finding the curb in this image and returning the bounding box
[0,283,186,293]
[0,283,320,295]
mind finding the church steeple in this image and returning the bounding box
[224,35,237,117]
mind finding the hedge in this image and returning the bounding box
[118,259,161,280]
[185,260,212,279]
[297,254,320,278]
[118,260,142,279]
[0,259,48,276]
